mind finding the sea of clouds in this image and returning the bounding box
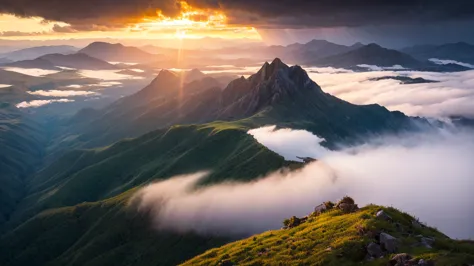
[133,126,474,240]
[306,68,474,119]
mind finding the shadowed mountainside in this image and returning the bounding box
[59,58,422,150]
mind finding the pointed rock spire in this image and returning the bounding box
[255,58,290,82]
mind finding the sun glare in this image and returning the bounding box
[175,30,187,39]
[0,1,261,40]
[136,1,259,39]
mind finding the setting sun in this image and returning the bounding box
[0,1,261,41]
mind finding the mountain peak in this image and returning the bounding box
[364,43,384,49]
[86,42,124,48]
[147,69,179,86]
[351,42,365,49]
[255,58,290,82]
[157,69,178,80]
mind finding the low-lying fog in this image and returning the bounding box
[3,67,60,76]
[134,126,474,240]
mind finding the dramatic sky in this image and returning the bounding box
[1,0,474,47]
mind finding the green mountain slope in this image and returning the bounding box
[183,202,474,266]
[1,122,297,266]
[0,104,46,225]
[7,123,293,228]
[0,192,229,266]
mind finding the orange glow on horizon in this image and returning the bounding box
[0,1,261,41]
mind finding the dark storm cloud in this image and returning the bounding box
[0,0,473,29]
[0,0,183,28]
[204,0,474,28]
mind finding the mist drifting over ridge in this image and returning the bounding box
[133,126,474,240]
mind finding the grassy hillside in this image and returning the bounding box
[0,104,46,225]
[0,192,229,266]
[8,123,295,227]
[183,203,474,266]
[0,122,300,266]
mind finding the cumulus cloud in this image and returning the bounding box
[307,68,474,118]
[28,90,97,97]
[133,126,474,239]
[16,99,74,108]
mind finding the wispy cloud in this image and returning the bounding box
[28,90,97,97]
[16,99,74,108]
[429,58,474,69]
[357,64,406,71]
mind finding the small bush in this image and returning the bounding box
[336,196,355,206]
[283,216,303,228]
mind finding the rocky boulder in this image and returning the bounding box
[376,210,393,221]
[380,232,399,253]
[366,242,383,258]
[314,201,335,215]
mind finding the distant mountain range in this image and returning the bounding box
[209,39,473,71]
[1,40,473,72]
[79,42,162,63]
[312,43,424,68]
[402,42,474,64]
[4,53,116,70]
[0,45,78,62]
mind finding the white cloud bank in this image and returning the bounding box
[16,99,74,108]
[134,126,474,239]
[3,67,60,77]
[28,90,97,97]
[0,84,12,88]
[79,70,143,80]
[307,68,474,119]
